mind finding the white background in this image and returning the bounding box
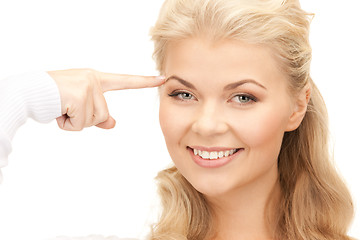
[0,0,359,239]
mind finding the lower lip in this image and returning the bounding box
[188,147,243,168]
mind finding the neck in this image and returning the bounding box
[206,164,281,240]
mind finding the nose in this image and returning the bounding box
[191,101,228,137]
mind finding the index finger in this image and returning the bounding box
[97,72,166,92]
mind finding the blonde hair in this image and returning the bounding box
[149,0,355,239]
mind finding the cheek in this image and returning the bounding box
[159,102,174,142]
[159,100,189,147]
[159,100,194,170]
[231,104,290,149]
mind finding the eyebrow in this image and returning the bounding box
[166,75,197,90]
[223,79,267,91]
[166,75,267,91]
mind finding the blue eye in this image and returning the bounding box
[231,94,257,104]
[168,91,195,101]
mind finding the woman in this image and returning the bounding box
[0,0,356,240]
[149,0,355,239]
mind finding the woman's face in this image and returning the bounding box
[159,38,297,197]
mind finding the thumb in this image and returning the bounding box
[96,116,116,129]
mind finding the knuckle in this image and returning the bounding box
[94,110,109,124]
[101,111,110,122]
[83,68,99,82]
[82,68,95,76]
[80,69,100,94]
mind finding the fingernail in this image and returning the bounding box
[156,75,166,81]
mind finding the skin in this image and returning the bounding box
[47,69,165,131]
[158,38,309,239]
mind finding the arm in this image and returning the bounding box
[0,72,61,183]
[0,69,165,183]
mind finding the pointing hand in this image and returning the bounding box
[48,68,165,131]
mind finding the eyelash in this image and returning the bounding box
[168,91,196,101]
[230,94,258,105]
[168,91,258,105]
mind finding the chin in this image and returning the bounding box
[184,174,238,198]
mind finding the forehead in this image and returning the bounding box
[164,38,286,89]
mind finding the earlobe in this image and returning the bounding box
[285,86,311,132]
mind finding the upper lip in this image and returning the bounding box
[188,146,241,151]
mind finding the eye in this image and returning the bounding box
[168,91,196,101]
[231,94,257,105]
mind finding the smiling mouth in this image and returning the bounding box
[187,147,242,160]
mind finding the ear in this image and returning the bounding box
[285,85,311,132]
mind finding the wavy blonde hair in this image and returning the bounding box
[149,0,355,239]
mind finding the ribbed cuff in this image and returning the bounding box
[0,72,62,140]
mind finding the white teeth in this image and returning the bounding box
[224,151,230,157]
[210,152,218,160]
[194,149,198,156]
[202,151,210,159]
[193,148,239,159]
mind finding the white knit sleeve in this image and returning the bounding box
[0,72,62,183]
